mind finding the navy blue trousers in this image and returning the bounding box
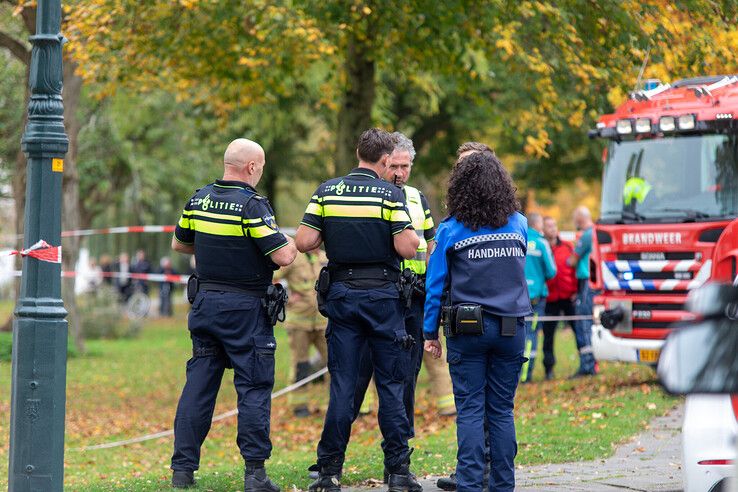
[171,291,276,471]
[316,282,412,473]
[352,296,424,437]
[446,314,525,492]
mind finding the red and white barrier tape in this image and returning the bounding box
[8,270,189,284]
[61,225,176,238]
[4,224,299,240]
[1,240,61,264]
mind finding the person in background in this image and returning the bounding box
[521,212,556,383]
[567,206,597,378]
[541,216,578,380]
[131,249,152,295]
[99,254,114,286]
[114,252,133,301]
[276,248,329,418]
[158,256,177,317]
[87,257,103,289]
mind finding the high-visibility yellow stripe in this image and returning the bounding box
[321,195,383,203]
[249,225,279,238]
[324,204,382,218]
[190,218,244,236]
[423,217,434,230]
[186,210,241,222]
[243,218,263,224]
[383,200,405,208]
[305,202,323,216]
[178,217,191,229]
[437,394,455,409]
[387,210,411,222]
[402,258,427,274]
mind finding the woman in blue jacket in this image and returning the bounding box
[424,150,531,492]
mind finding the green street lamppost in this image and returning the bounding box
[8,0,69,491]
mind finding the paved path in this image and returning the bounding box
[349,405,684,491]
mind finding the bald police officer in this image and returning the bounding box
[296,129,422,492]
[170,139,297,491]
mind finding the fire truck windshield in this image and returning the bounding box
[601,134,738,222]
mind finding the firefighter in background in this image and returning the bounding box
[277,248,329,417]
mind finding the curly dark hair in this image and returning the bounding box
[447,151,521,230]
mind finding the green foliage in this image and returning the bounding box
[0,331,11,362]
[76,285,140,339]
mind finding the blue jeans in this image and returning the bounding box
[446,314,526,492]
[522,298,546,381]
[316,282,412,473]
[574,280,596,373]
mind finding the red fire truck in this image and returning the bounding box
[588,75,738,365]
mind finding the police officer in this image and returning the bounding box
[276,248,329,417]
[295,128,422,492]
[170,139,297,490]
[521,212,556,383]
[436,141,495,492]
[424,150,531,492]
[352,132,455,439]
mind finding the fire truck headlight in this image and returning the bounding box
[635,118,652,133]
[678,114,696,130]
[616,119,633,135]
[659,116,676,132]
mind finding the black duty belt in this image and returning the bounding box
[330,266,399,283]
[200,281,266,297]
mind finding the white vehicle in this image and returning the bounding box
[683,394,737,492]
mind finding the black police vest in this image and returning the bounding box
[191,185,276,290]
[447,232,532,317]
[320,176,399,271]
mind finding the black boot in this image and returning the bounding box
[244,464,280,492]
[308,471,341,492]
[171,470,195,489]
[387,463,423,492]
[436,473,456,491]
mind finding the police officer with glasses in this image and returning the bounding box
[424,150,531,492]
[296,128,422,492]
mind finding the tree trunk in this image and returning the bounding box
[333,33,376,174]
[0,65,30,334]
[61,60,85,354]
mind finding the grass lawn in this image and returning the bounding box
[0,300,679,491]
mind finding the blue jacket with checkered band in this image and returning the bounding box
[423,212,533,340]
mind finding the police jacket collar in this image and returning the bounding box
[214,179,256,192]
[347,167,379,179]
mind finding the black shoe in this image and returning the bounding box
[387,464,422,492]
[294,405,311,418]
[436,473,456,491]
[568,369,596,379]
[172,470,195,489]
[308,473,341,492]
[308,470,319,480]
[244,466,280,492]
